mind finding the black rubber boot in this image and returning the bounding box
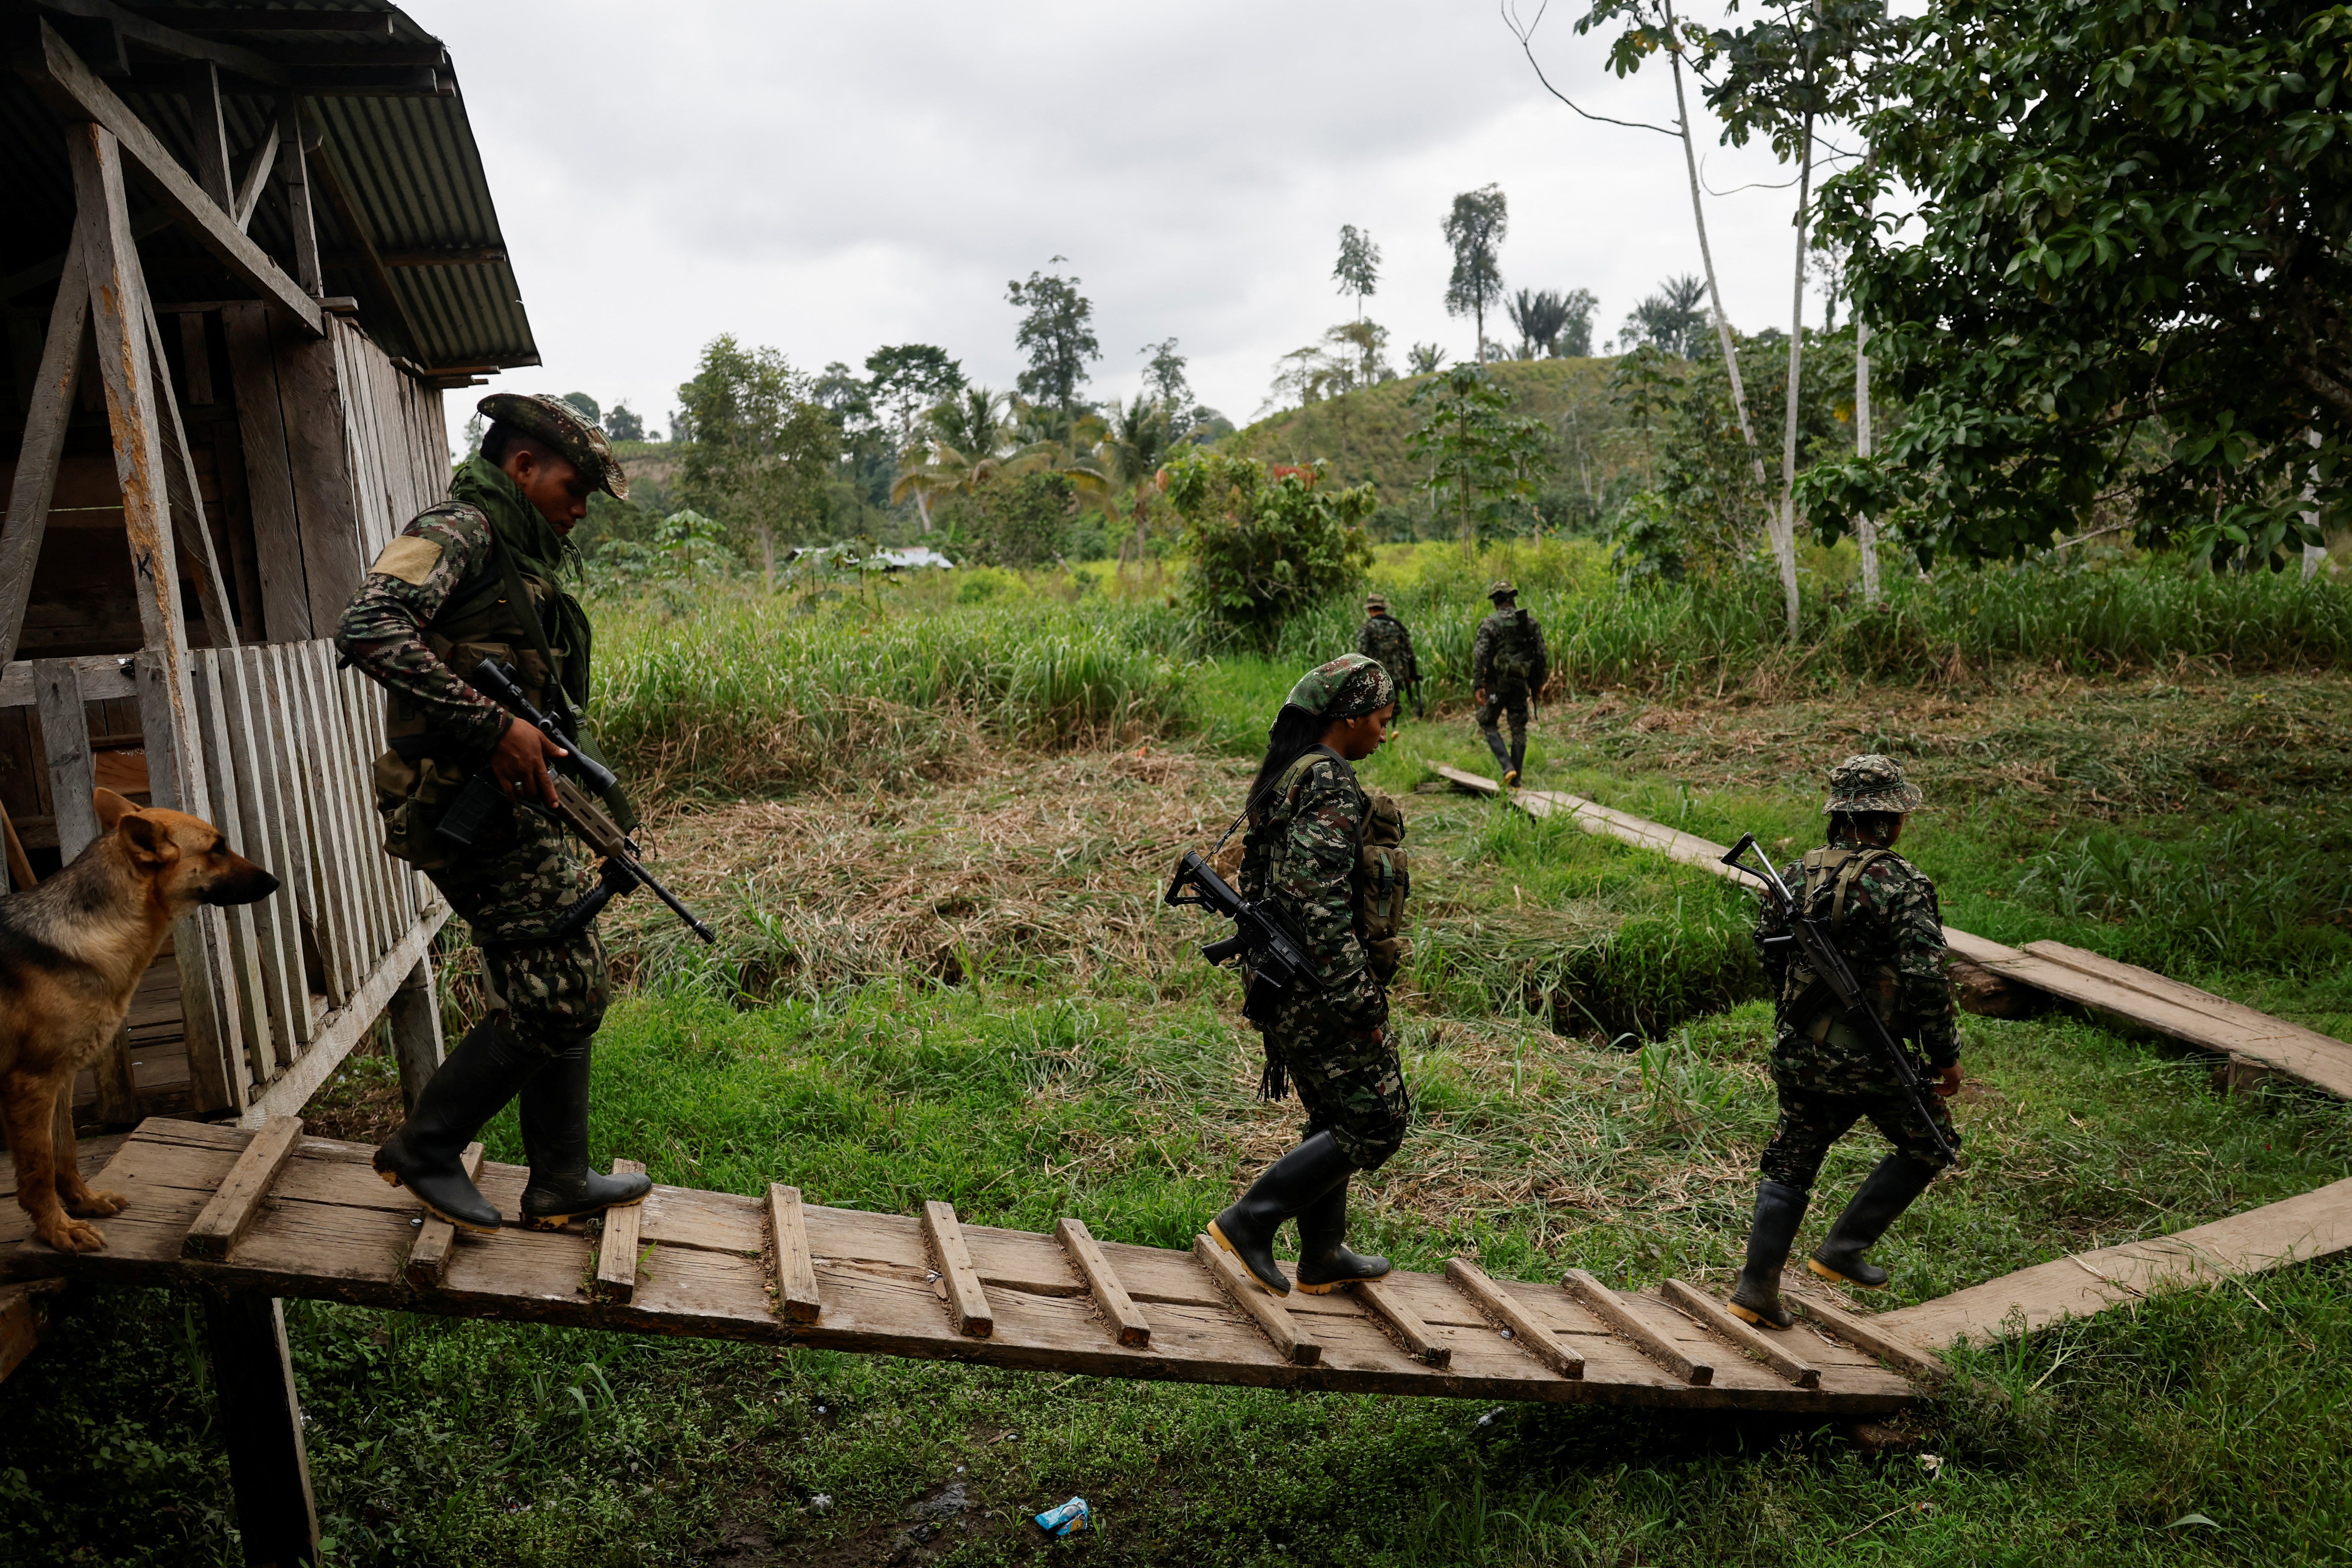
[1508,735,1527,784]
[1294,1174,1391,1293]
[1209,1130,1353,1295]
[518,1040,654,1231]
[1483,728,1515,784]
[373,1016,544,1234]
[1728,1180,1810,1329]
[1808,1154,1939,1289]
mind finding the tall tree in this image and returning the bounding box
[1442,186,1510,363]
[1007,257,1102,418]
[1140,337,1191,410]
[1333,224,1380,322]
[603,403,646,442]
[1804,0,2349,576]
[1407,363,1554,553]
[865,344,965,529]
[675,335,836,591]
[559,391,601,427]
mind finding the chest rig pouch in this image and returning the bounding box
[1783,846,1903,1043]
[1356,789,1410,982]
[372,533,569,870]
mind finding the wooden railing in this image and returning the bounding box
[3,640,445,1124]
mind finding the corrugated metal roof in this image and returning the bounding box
[0,0,537,376]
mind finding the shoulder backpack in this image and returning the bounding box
[1782,846,1902,1041]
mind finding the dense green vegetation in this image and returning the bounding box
[9,545,2352,1565]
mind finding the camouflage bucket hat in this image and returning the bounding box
[1365,594,1387,612]
[479,392,629,501]
[1487,579,1517,600]
[1286,653,1397,719]
[1824,753,1926,815]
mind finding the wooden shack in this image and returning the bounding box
[0,0,540,1130]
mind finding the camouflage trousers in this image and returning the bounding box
[1263,974,1411,1170]
[427,804,609,1056]
[1475,682,1531,749]
[1760,1085,1960,1192]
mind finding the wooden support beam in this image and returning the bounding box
[1660,1279,1820,1388]
[139,7,395,33]
[1194,1234,1319,1366]
[402,1143,483,1289]
[594,1162,649,1304]
[0,232,88,666]
[188,60,233,210]
[0,1281,65,1385]
[183,1116,302,1260]
[200,1289,320,1567]
[230,117,278,232]
[141,298,238,647]
[1563,1270,1712,1385]
[218,302,311,640]
[1787,1285,1950,1382]
[385,957,443,1115]
[922,1200,993,1339]
[36,0,290,82]
[1356,1276,1450,1367]
[1445,1258,1584,1379]
[766,1184,821,1325]
[33,660,100,862]
[25,22,323,334]
[1053,1217,1149,1348]
[275,97,322,298]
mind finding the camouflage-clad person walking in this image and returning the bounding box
[1211,654,1412,1297]
[337,393,652,1237]
[1471,579,1547,786]
[1356,595,1420,718]
[1729,754,1965,1330]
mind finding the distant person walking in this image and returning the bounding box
[1355,595,1421,719]
[1211,654,1412,1297]
[1729,754,1965,1330]
[1471,579,1547,786]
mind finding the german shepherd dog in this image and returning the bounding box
[0,788,278,1252]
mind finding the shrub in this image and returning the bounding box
[1165,451,1374,649]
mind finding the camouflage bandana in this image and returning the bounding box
[1824,753,1926,814]
[479,392,629,501]
[1286,653,1397,719]
[1487,578,1517,601]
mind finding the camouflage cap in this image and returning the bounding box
[1365,594,1388,612]
[1824,753,1925,815]
[478,392,629,501]
[1487,579,1517,600]
[1286,653,1397,719]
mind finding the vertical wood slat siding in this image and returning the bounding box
[187,652,272,1095]
[270,643,356,1008]
[226,645,313,1054]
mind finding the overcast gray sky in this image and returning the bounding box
[409,0,1818,443]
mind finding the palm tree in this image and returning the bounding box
[1090,394,1176,576]
[1506,288,1573,358]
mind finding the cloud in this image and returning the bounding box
[412,0,1814,441]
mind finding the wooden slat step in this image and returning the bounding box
[1563,1268,1712,1385]
[922,1200,993,1339]
[766,1184,821,1325]
[181,1116,302,1261]
[402,1142,483,1289]
[1055,1217,1149,1347]
[1787,1282,1948,1381]
[1194,1233,1318,1366]
[1445,1257,1583,1379]
[593,1160,648,1304]
[1356,1274,1449,1367]
[1660,1278,1820,1388]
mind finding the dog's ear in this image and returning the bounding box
[94,788,137,831]
[116,810,171,865]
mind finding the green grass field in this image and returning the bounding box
[6,554,2351,1566]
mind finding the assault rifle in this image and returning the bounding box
[1164,850,1322,1025]
[1720,831,1959,1166]
[436,658,716,945]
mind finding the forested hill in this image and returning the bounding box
[1221,357,1620,501]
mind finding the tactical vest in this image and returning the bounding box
[1240,748,1411,985]
[1485,609,1540,681]
[372,511,570,870]
[1781,846,1903,1043]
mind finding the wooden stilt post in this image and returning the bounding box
[200,1289,319,1568]
[386,955,443,1115]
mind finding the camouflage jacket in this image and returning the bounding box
[334,502,526,767]
[1241,749,1379,1015]
[1472,606,1547,691]
[1356,614,1418,683]
[1755,827,1961,1095]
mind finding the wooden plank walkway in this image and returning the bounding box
[0,1119,1920,1414]
[1436,766,2352,1099]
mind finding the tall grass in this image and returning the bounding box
[589,590,1194,791]
[1267,540,2352,697]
